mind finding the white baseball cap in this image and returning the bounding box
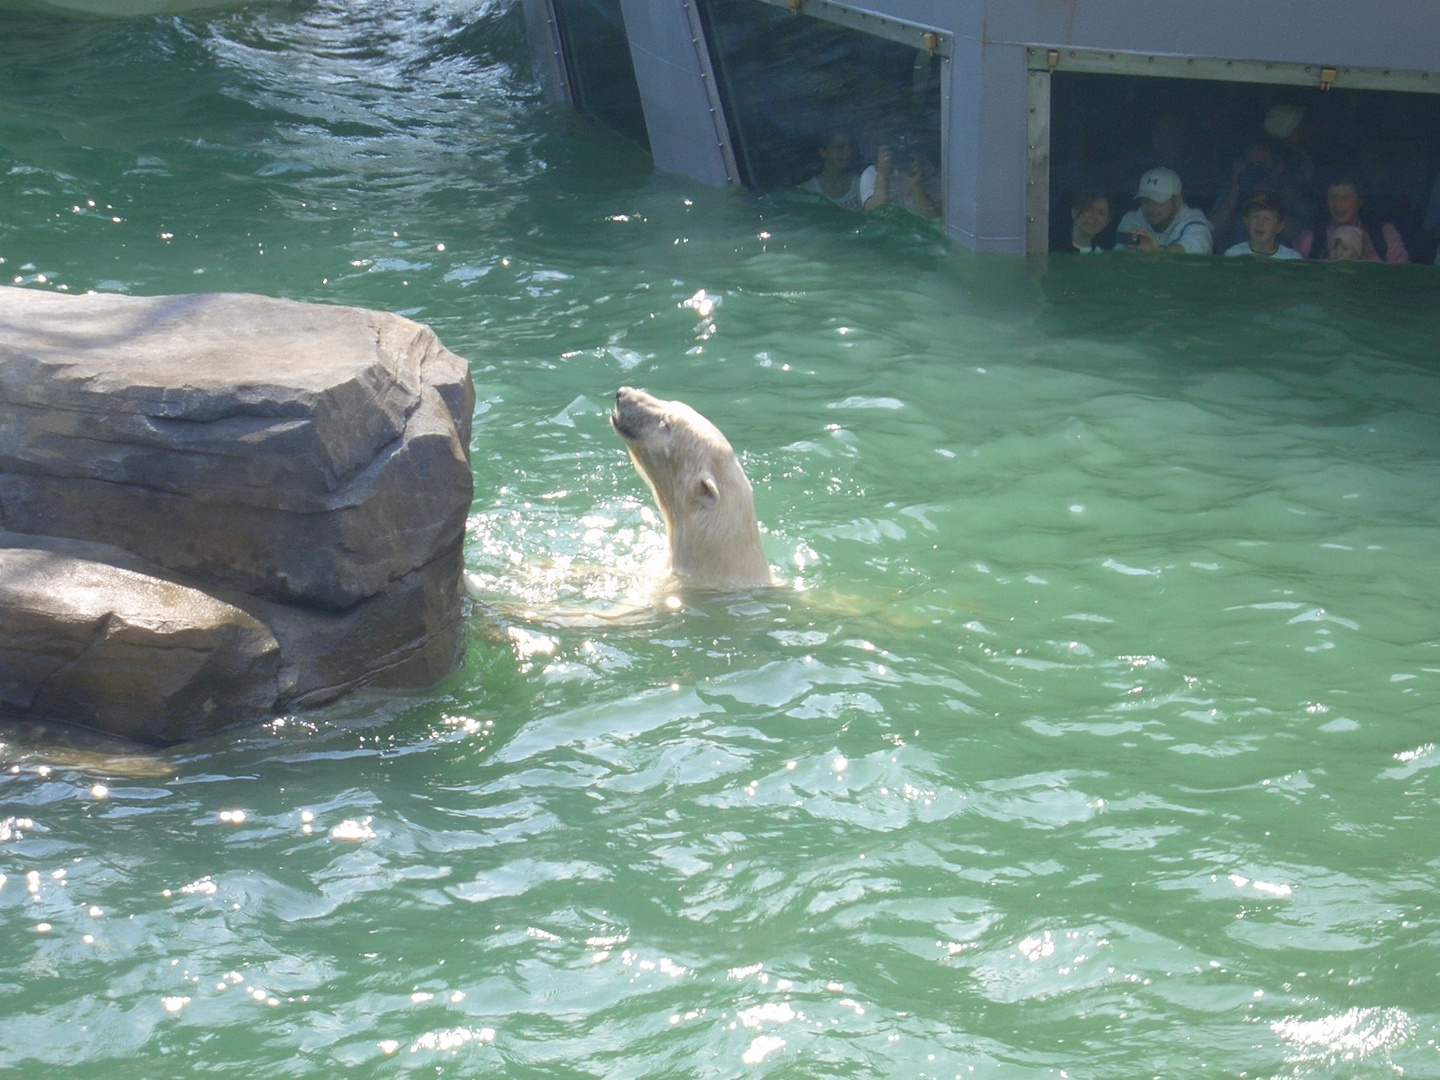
[1135,167,1182,202]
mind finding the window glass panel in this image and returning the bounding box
[698,0,942,219]
[552,0,651,151]
[1049,72,1440,262]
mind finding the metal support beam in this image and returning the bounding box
[617,0,733,187]
[750,0,951,58]
[938,54,951,228]
[1025,69,1049,255]
[679,0,741,185]
[520,0,572,106]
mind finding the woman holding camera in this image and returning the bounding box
[862,140,941,220]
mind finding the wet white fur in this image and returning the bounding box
[611,387,773,589]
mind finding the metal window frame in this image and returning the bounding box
[939,52,950,222]
[750,0,951,58]
[1026,46,1440,93]
[522,0,574,106]
[1022,45,1440,254]
[1025,68,1049,256]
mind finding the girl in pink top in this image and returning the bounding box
[1295,179,1410,263]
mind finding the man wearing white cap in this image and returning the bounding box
[1116,167,1213,254]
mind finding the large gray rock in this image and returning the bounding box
[0,288,475,744]
[0,289,473,609]
[0,546,280,745]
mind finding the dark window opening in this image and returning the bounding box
[551,0,651,151]
[697,0,942,218]
[1049,72,1440,263]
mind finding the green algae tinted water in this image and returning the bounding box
[2,4,1439,1077]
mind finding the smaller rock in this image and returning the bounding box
[0,547,280,744]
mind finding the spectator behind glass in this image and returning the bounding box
[1208,140,1312,251]
[1224,192,1302,259]
[1115,168,1213,254]
[862,138,941,220]
[797,132,866,212]
[1263,103,1316,188]
[1295,176,1410,264]
[1068,191,1113,252]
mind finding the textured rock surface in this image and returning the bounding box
[259,538,466,708]
[0,530,466,723]
[0,288,475,743]
[0,546,280,744]
[0,288,474,608]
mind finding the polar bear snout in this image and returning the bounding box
[612,386,663,442]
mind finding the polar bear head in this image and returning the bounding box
[610,386,774,588]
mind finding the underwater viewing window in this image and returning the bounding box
[696,0,944,218]
[1030,50,1440,261]
[549,0,650,150]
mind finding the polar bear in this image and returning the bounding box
[611,386,774,589]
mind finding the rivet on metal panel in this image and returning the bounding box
[1046,49,1058,73]
[1319,67,1337,90]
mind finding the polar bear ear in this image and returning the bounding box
[697,474,720,507]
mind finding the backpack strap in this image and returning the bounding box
[1364,222,1389,261]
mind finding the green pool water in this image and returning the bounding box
[2,3,1438,1077]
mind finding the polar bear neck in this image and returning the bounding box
[661,460,772,588]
